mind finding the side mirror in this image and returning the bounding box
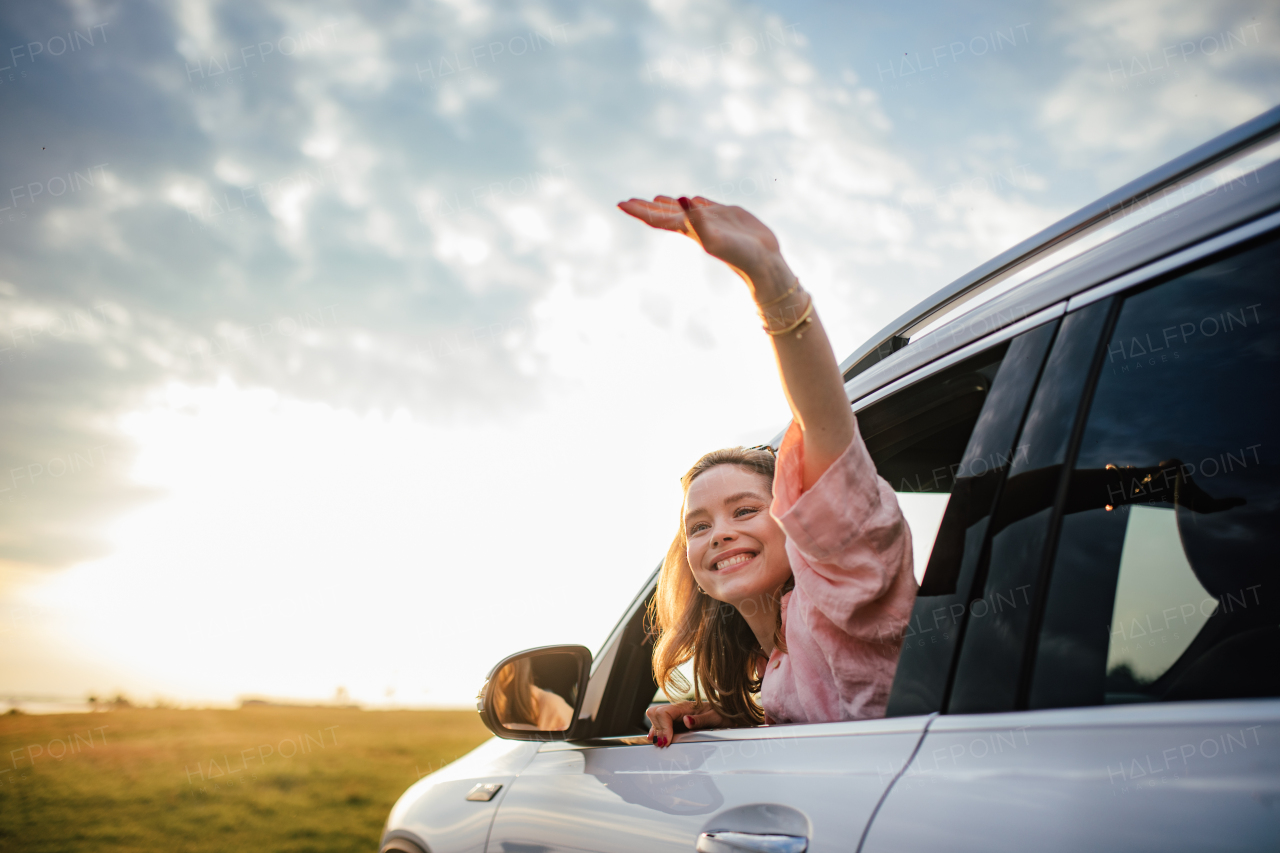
[478,644,592,741]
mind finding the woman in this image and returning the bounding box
[616,195,917,747]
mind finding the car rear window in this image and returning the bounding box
[1029,234,1280,708]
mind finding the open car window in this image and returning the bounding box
[638,345,1019,727]
[608,327,1063,732]
[651,659,696,704]
[858,346,1008,589]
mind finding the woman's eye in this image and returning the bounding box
[734,507,759,518]
[689,522,709,535]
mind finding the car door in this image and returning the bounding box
[484,314,1059,853]
[861,229,1280,852]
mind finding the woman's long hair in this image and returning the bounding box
[647,447,792,727]
[492,657,537,726]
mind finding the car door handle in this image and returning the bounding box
[696,831,808,853]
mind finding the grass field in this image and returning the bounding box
[0,707,492,853]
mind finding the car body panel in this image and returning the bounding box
[381,737,541,853]
[486,716,934,853]
[862,700,1280,852]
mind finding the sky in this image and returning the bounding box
[0,0,1276,709]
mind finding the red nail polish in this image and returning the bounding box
[678,197,691,211]
[684,716,694,728]
[657,736,667,747]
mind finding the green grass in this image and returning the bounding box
[0,707,492,853]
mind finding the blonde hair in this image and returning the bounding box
[646,447,791,727]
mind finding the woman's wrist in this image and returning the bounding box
[743,252,797,305]
[747,251,793,300]
[747,252,813,335]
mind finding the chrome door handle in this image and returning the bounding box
[696,831,808,853]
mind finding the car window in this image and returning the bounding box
[944,300,1112,714]
[857,332,1079,718]
[858,345,1008,587]
[651,659,696,704]
[642,342,1029,723]
[641,350,1012,722]
[1029,234,1280,708]
[880,321,1065,717]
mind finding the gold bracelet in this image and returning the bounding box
[763,292,815,339]
[759,290,811,331]
[755,278,801,309]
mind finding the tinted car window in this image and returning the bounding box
[1029,235,1280,708]
[945,300,1112,714]
[872,328,1064,718]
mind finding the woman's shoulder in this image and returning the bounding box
[770,417,916,638]
[770,420,895,562]
[533,687,573,731]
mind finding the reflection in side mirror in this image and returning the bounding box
[479,645,591,741]
[494,654,575,730]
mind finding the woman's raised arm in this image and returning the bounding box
[617,195,854,490]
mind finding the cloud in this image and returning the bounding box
[3,0,1278,707]
[0,0,1273,583]
[1038,0,1279,180]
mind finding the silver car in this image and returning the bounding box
[381,105,1280,853]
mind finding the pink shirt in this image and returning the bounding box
[760,419,917,724]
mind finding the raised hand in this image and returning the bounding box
[617,195,783,286]
[619,192,854,490]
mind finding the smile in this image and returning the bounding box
[713,552,756,571]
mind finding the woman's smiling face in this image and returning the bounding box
[683,463,791,609]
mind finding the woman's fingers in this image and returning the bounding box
[682,708,722,730]
[647,706,674,747]
[645,704,668,746]
[619,193,785,277]
[617,195,729,246]
[617,197,689,233]
[646,702,693,748]
[645,702,722,748]
[622,195,778,278]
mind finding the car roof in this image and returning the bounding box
[836,104,1280,403]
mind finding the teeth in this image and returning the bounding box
[715,553,754,571]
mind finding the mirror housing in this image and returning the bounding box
[478,644,592,741]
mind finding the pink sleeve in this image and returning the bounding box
[770,419,915,636]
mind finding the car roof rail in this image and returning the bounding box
[839,103,1280,382]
